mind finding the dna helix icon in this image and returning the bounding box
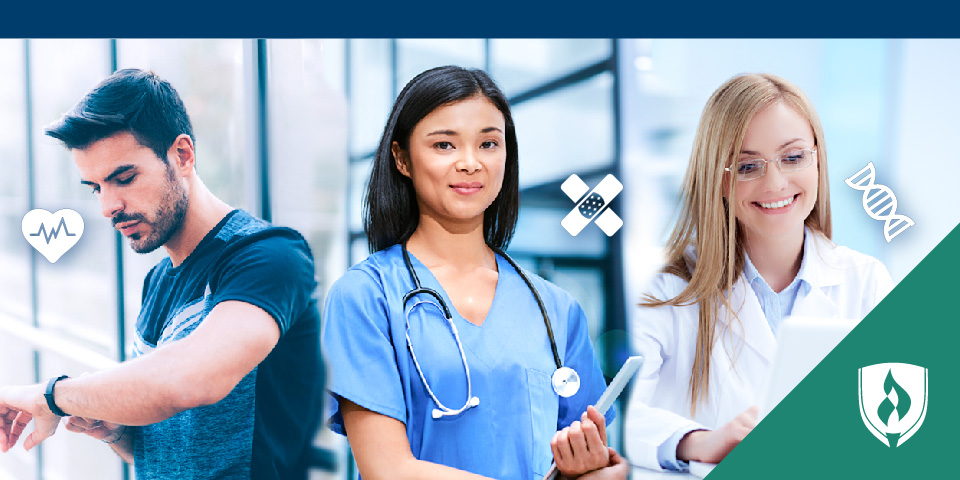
[845,162,914,243]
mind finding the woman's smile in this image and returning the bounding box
[754,193,800,213]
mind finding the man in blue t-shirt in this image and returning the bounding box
[0,69,322,479]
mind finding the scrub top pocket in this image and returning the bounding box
[527,367,558,478]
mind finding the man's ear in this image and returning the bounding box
[392,141,411,178]
[168,134,195,174]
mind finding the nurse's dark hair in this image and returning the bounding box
[364,65,519,252]
[44,68,195,162]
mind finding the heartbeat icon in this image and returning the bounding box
[30,217,78,244]
[22,209,85,263]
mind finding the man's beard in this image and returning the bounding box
[113,170,189,254]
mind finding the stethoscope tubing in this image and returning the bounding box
[401,242,563,370]
[400,242,582,419]
[404,299,478,418]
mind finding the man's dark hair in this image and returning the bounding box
[364,65,520,252]
[45,68,194,161]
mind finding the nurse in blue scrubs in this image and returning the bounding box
[322,66,628,480]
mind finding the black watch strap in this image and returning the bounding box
[44,375,70,417]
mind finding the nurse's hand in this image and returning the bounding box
[551,406,609,477]
[676,405,758,464]
[574,448,628,480]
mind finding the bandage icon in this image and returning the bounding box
[560,174,623,237]
[845,162,914,242]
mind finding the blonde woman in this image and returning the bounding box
[624,73,893,471]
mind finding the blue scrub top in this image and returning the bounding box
[322,244,614,480]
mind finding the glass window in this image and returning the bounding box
[0,40,30,323]
[351,235,370,267]
[30,39,117,355]
[490,39,612,96]
[512,72,615,188]
[0,340,38,479]
[884,39,960,281]
[546,264,605,341]
[266,39,349,291]
[395,39,484,89]
[510,206,607,258]
[817,39,889,259]
[12,34,130,480]
[348,39,393,158]
[348,158,372,234]
[321,39,347,96]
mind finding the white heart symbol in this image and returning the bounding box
[21,209,85,263]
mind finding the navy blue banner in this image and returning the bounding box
[6,0,959,38]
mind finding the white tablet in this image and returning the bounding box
[543,355,644,480]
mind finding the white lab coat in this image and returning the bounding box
[624,231,894,470]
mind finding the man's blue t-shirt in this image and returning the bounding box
[132,210,322,480]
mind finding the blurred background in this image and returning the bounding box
[1,38,957,479]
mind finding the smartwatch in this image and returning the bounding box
[44,375,70,417]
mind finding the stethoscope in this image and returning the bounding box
[402,242,581,420]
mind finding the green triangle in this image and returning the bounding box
[705,222,957,478]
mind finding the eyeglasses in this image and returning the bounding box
[725,148,817,181]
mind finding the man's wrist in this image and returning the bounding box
[43,375,70,417]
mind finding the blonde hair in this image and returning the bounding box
[643,73,832,413]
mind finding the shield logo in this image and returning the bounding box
[858,363,928,447]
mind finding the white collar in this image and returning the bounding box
[799,227,845,288]
[741,227,837,294]
[721,227,842,362]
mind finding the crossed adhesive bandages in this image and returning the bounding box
[560,174,623,237]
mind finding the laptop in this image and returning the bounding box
[688,316,857,478]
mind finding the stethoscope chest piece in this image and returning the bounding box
[551,366,581,398]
